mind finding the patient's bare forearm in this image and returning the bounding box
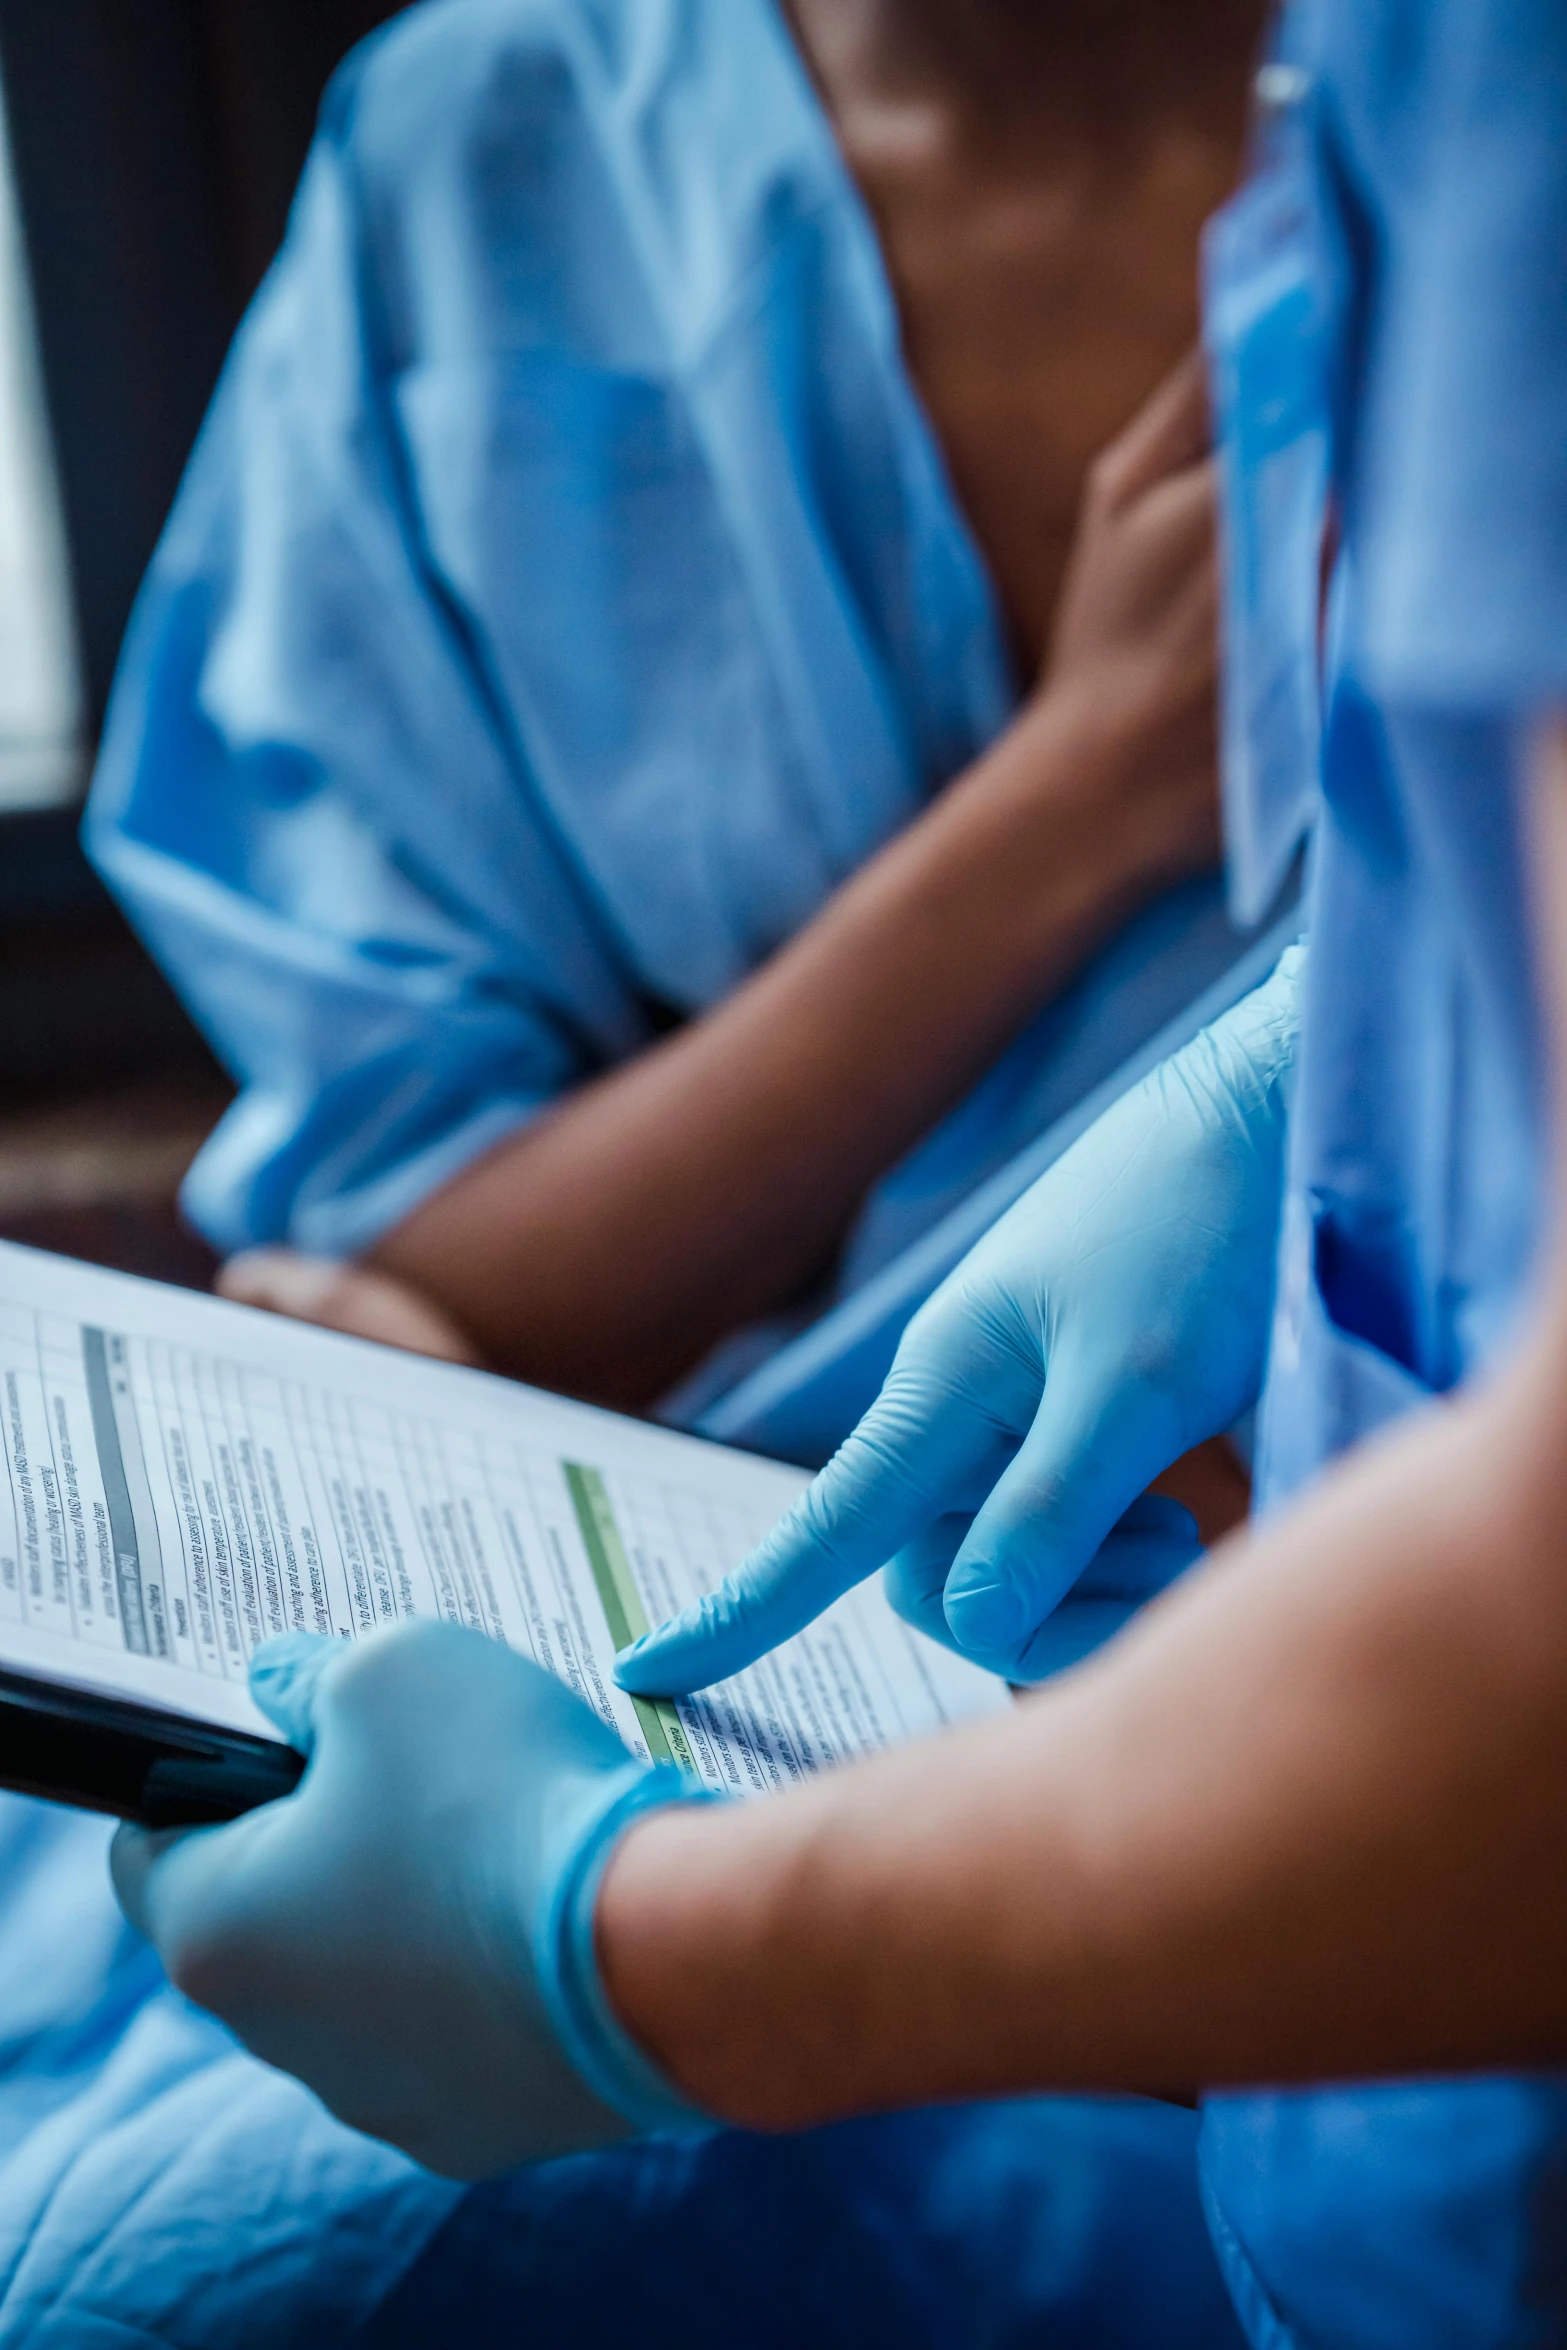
[374,685,1203,1404]
[596,1360,1567,2125]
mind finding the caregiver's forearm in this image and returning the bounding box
[373,679,1203,1404]
[595,712,1567,2118]
[596,1347,1567,2124]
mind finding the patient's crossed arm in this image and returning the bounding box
[230,363,1226,1410]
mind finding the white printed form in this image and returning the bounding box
[0,1245,1009,1786]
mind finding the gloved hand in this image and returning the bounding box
[619,947,1303,1690]
[112,1623,711,2179]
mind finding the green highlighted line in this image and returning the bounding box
[564,1463,697,1776]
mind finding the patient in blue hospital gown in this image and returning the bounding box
[0,0,1266,2338]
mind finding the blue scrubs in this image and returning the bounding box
[1201,2,1567,2340]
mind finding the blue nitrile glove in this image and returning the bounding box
[620,947,1303,1691]
[111,1624,714,2179]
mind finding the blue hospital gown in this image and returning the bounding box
[86,0,1018,1262]
[0,0,1252,2341]
[84,0,1256,1360]
[1201,1,1567,2340]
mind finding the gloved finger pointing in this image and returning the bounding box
[617,1367,1018,1695]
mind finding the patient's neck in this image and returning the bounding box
[782,0,1260,678]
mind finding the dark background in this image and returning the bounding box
[0,0,406,1103]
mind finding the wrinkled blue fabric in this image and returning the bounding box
[1199,3,1567,2342]
[367,2092,1244,2350]
[0,1798,458,2346]
[85,0,1021,1265]
[82,0,1262,1340]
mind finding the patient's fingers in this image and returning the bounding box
[1089,347,1211,510]
[219,1250,481,1366]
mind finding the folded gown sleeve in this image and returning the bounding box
[83,23,662,1260]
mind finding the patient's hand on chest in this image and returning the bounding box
[782,0,1262,673]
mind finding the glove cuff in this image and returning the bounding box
[537,1763,721,2139]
